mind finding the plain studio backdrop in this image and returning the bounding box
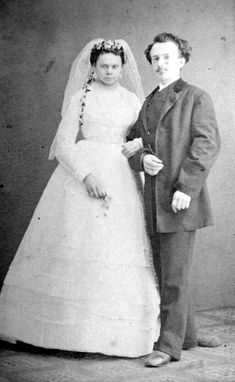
[0,0,234,309]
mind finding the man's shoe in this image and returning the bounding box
[145,350,171,367]
[182,343,197,350]
[197,334,222,347]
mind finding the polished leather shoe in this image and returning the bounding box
[145,350,171,367]
[197,334,222,347]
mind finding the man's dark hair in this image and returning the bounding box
[144,32,192,64]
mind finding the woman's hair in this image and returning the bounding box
[144,32,192,64]
[90,40,126,66]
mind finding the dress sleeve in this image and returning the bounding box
[133,95,143,146]
[53,92,92,182]
[125,93,143,149]
[131,93,142,125]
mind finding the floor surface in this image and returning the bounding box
[0,307,234,382]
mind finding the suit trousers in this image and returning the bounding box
[150,231,197,360]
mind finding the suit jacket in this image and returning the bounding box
[128,79,220,233]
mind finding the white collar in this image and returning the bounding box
[159,76,180,91]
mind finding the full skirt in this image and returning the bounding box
[0,140,160,357]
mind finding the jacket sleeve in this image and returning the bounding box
[127,110,146,172]
[174,91,220,198]
[126,112,143,141]
[53,93,92,182]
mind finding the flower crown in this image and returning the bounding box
[92,40,123,53]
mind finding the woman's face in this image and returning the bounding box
[94,53,123,86]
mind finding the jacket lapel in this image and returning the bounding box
[158,79,187,125]
[142,79,188,131]
[158,92,179,124]
[142,88,158,132]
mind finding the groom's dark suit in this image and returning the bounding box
[128,78,220,359]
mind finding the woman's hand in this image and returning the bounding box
[83,174,106,199]
[121,138,143,158]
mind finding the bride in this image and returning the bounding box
[0,39,160,357]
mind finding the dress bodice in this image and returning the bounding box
[52,82,141,182]
[82,83,140,144]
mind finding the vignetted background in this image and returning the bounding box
[0,0,234,309]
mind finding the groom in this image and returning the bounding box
[127,33,221,366]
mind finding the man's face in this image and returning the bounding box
[150,41,185,85]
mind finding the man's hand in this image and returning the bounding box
[121,139,142,158]
[83,174,106,199]
[171,190,191,213]
[143,154,164,176]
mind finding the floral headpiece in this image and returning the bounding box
[90,39,126,67]
[92,39,123,53]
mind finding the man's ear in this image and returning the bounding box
[179,57,186,69]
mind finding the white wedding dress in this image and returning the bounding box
[0,82,160,357]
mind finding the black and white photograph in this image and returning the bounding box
[0,0,234,381]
